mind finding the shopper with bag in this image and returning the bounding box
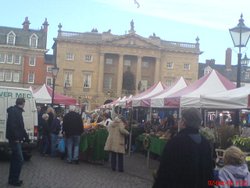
[57,138,65,153]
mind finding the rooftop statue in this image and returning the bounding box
[130,19,134,31]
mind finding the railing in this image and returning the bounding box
[162,41,197,49]
[58,31,198,50]
[59,31,93,38]
[61,31,80,37]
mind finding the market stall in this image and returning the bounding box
[201,86,250,109]
[80,128,109,162]
[32,84,77,105]
[150,77,188,108]
[136,133,168,167]
[136,134,167,156]
[128,81,167,107]
[118,95,133,108]
[164,70,236,108]
[100,97,121,109]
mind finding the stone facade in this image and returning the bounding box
[53,22,201,110]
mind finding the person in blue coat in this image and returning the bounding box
[218,146,250,188]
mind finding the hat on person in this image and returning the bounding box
[42,113,49,120]
[181,108,202,129]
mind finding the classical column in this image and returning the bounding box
[136,56,142,94]
[117,54,123,97]
[98,53,104,93]
[154,57,160,83]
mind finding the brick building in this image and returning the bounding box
[199,48,250,86]
[0,17,49,88]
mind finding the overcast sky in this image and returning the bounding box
[1,0,250,65]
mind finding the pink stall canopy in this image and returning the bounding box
[32,84,77,105]
[128,81,167,107]
[115,95,132,108]
[164,70,236,108]
[150,77,188,108]
[100,97,121,109]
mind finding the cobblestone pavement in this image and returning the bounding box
[0,152,159,188]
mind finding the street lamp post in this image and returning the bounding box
[229,14,250,88]
[229,14,250,126]
[241,53,250,67]
[51,66,59,106]
[241,53,250,77]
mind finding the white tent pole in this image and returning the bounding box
[128,108,133,156]
[128,128,132,156]
[204,109,207,127]
[149,107,152,122]
[178,107,182,132]
[136,108,139,122]
[199,108,203,126]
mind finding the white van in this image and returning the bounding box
[0,86,38,160]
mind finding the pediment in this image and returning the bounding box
[104,34,160,49]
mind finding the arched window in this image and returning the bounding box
[7,31,16,45]
[29,34,38,48]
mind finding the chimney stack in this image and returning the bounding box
[205,59,215,66]
[22,17,30,31]
[225,48,232,70]
[42,18,49,33]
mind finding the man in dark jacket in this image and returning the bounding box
[6,98,30,187]
[50,113,62,157]
[153,108,214,188]
[63,106,83,164]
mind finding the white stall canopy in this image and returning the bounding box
[164,70,236,108]
[150,77,188,108]
[201,86,250,109]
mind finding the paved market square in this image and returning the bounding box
[0,152,159,188]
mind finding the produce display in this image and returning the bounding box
[80,126,109,162]
[143,130,171,140]
[83,121,106,131]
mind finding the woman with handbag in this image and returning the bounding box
[104,116,129,172]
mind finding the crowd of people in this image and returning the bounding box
[36,104,130,171]
[152,108,250,188]
[6,98,250,187]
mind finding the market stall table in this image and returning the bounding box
[136,134,167,167]
[80,128,109,162]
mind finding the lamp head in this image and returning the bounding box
[229,14,250,48]
[241,53,250,66]
[52,67,59,77]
